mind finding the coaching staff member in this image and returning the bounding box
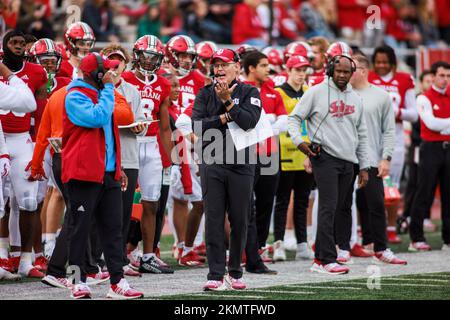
[62,53,142,299]
[288,54,370,275]
[409,61,450,251]
[192,49,261,291]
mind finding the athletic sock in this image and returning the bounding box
[10,251,21,258]
[0,238,9,259]
[387,226,396,232]
[18,252,33,275]
[142,253,155,261]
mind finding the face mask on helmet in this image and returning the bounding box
[74,39,94,59]
[37,55,61,75]
[172,51,196,76]
[136,51,163,75]
[197,57,212,76]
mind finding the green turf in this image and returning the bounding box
[154,272,450,300]
[0,220,445,287]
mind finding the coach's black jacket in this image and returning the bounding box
[192,79,262,175]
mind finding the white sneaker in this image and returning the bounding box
[203,279,230,291]
[127,248,142,271]
[310,261,349,275]
[284,231,297,251]
[296,242,314,260]
[70,283,92,299]
[107,278,143,300]
[42,275,73,289]
[273,240,286,261]
[336,249,354,265]
[0,267,21,281]
[442,244,450,252]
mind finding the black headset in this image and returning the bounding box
[326,55,356,77]
[91,52,105,83]
[230,49,240,63]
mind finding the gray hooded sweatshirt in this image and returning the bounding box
[116,79,147,169]
[288,78,370,169]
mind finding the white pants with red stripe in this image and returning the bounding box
[138,137,162,202]
[3,133,38,212]
[170,164,202,202]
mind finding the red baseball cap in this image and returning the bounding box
[79,53,120,74]
[286,55,311,69]
[211,49,237,63]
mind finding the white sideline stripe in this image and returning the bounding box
[344,281,447,288]
[287,284,363,290]
[198,294,264,299]
[389,274,450,279]
[248,289,315,295]
[381,277,450,283]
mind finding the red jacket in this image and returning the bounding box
[232,3,266,44]
[62,86,122,184]
[421,87,450,142]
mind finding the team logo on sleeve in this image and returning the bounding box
[250,97,261,107]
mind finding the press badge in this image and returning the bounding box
[162,167,172,186]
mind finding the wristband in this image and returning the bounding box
[224,99,233,108]
[0,154,10,160]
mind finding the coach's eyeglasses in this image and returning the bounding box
[212,62,235,70]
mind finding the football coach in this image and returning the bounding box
[192,48,261,291]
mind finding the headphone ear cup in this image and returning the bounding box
[326,60,333,77]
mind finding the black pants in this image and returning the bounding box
[121,169,139,265]
[125,171,169,250]
[335,165,358,251]
[254,163,279,248]
[410,141,450,243]
[356,168,388,252]
[47,154,98,278]
[67,173,124,284]
[274,170,314,243]
[51,153,68,205]
[154,181,170,251]
[402,143,431,218]
[311,152,354,264]
[244,163,273,271]
[200,164,254,281]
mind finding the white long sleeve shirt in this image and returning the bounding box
[0,75,37,113]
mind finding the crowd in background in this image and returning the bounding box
[1,0,450,49]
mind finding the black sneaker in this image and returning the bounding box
[139,256,174,274]
[246,264,278,275]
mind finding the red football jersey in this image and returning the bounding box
[49,76,71,97]
[57,59,77,79]
[122,71,171,136]
[368,71,415,112]
[0,62,47,133]
[308,70,326,87]
[245,80,287,155]
[177,70,205,113]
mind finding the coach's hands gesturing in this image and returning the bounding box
[215,80,237,104]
